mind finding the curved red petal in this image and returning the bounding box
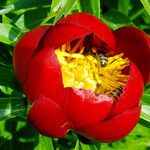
[58,12,115,51]
[23,48,65,104]
[110,63,144,116]
[77,105,141,142]
[13,26,51,85]
[114,27,150,85]
[28,96,70,138]
[64,88,113,129]
[43,23,91,49]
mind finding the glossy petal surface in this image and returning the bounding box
[110,63,144,116]
[77,105,141,142]
[114,27,150,85]
[58,12,115,51]
[13,26,50,85]
[28,96,70,137]
[23,48,65,104]
[64,88,113,129]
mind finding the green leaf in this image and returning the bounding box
[0,0,20,5]
[139,105,150,128]
[74,140,81,150]
[80,142,98,150]
[77,0,101,18]
[118,0,131,15]
[2,15,13,24]
[140,0,150,16]
[91,0,101,18]
[74,140,100,150]
[0,97,27,120]
[102,9,133,30]
[51,0,64,13]
[0,0,50,15]
[0,23,22,45]
[144,84,150,93]
[142,11,150,25]
[142,84,150,105]
[0,67,21,91]
[0,43,13,67]
[41,0,76,25]
[34,134,54,150]
[0,4,15,15]
[53,0,76,24]
[141,93,150,105]
[16,7,50,31]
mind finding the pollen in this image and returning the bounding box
[55,40,129,97]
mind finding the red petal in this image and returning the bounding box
[43,23,91,49]
[110,63,144,116]
[13,26,51,85]
[64,88,113,129]
[114,27,150,85]
[28,96,70,138]
[77,105,141,142]
[23,48,64,104]
[58,12,115,50]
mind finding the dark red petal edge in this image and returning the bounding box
[77,105,141,142]
[110,63,144,116]
[13,26,51,85]
[58,12,115,51]
[114,26,150,85]
[28,96,71,138]
[43,23,91,49]
[63,88,113,129]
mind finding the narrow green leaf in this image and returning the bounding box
[91,0,101,18]
[34,134,54,150]
[0,97,27,120]
[142,84,150,105]
[0,23,22,45]
[0,0,50,15]
[51,0,63,13]
[144,84,150,94]
[0,43,13,66]
[77,0,92,14]
[141,93,150,105]
[16,7,50,31]
[53,0,76,24]
[139,105,150,128]
[0,0,20,5]
[80,142,97,150]
[130,8,145,20]
[2,15,12,24]
[140,0,150,16]
[0,4,15,15]
[0,67,22,92]
[102,9,133,30]
[15,14,28,32]
[118,0,130,15]
[77,0,101,18]
[74,140,81,150]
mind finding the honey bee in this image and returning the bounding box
[96,53,108,67]
[111,87,123,99]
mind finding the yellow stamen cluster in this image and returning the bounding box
[55,42,129,96]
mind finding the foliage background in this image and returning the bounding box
[0,0,150,150]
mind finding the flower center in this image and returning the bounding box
[55,38,129,99]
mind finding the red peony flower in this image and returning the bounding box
[13,12,150,142]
